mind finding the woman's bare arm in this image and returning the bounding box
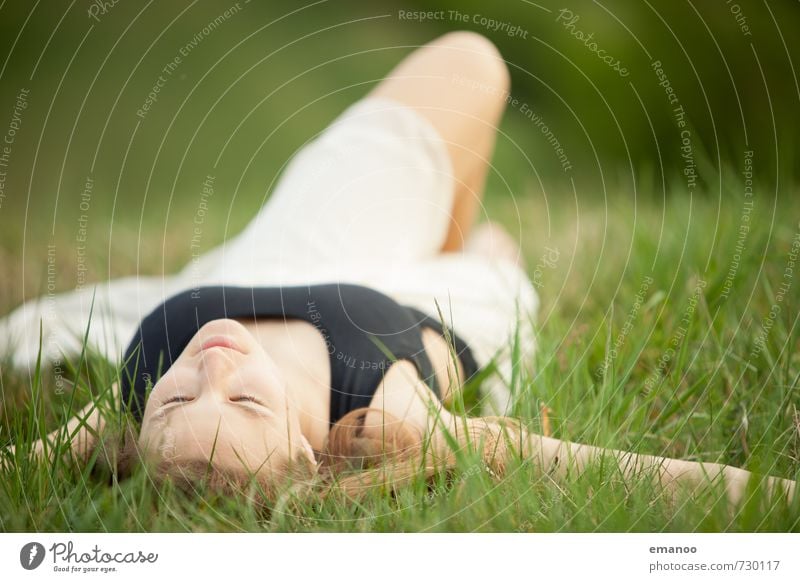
[484,421,796,507]
[5,382,118,465]
[364,361,796,507]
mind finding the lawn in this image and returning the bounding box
[2,168,799,532]
[1,0,798,532]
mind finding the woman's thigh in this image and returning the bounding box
[195,96,457,287]
[192,31,511,286]
[370,31,511,252]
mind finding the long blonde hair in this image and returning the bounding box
[104,407,525,504]
[318,408,525,499]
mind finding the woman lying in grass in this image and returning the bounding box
[2,31,796,509]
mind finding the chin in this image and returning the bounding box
[192,319,255,352]
[198,318,250,335]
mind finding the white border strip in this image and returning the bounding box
[2,533,798,581]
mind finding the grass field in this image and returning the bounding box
[2,163,799,531]
[0,0,798,534]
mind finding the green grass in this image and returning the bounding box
[2,169,799,532]
[1,0,798,533]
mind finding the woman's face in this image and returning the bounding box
[138,319,315,477]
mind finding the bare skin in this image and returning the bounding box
[370,31,510,252]
[5,32,796,508]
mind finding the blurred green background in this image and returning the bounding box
[3,1,800,533]
[0,0,798,304]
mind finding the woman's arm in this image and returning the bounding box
[365,363,796,507]
[5,382,118,465]
[472,418,796,507]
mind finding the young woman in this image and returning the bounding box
[3,32,796,508]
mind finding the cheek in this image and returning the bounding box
[152,363,195,394]
[237,354,286,391]
[143,366,198,423]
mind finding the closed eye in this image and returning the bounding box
[163,395,193,405]
[231,394,266,406]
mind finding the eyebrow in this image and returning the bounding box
[159,402,275,421]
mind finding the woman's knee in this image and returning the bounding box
[431,31,510,96]
[372,30,510,122]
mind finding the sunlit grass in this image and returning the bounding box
[1,174,799,531]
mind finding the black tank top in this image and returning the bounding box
[119,283,479,426]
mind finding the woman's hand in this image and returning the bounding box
[2,382,119,468]
[657,456,796,507]
[523,432,797,508]
[3,434,48,464]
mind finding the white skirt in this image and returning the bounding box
[1,97,538,414]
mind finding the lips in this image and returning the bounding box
[199,335,243,354]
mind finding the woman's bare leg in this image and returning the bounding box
[370,31,510,252]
